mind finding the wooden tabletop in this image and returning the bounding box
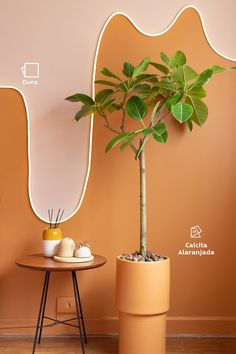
[15,254,107,272]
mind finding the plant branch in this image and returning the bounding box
[157,110,171,123]
[136,135,149,160]
[120,93,127,131]
[140,119,146,128]
[130,143,138,154]
[139,143,147,256]
[103,114,120,134]
[121,109,126,131]
[119,102,138,154]
[103,112,138,153]
[149,101,165,127]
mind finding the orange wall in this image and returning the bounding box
[0,8,235,335]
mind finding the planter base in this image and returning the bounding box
[119,312,166,354]
[116,256,170,354]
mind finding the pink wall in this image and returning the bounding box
[0,0,235,222]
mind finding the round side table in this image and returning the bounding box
[16,254,107,354]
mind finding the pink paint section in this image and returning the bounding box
[0,1,235,221]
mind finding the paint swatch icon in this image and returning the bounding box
[21,63,39,78]
[190,225,202,238]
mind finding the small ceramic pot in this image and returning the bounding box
[57,237,76,257]
[42,228,62,257]
[74,245,91,258]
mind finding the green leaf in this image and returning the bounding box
[183,65,198,81]
[65,93,95,106]
[74,105,92,121]
[172,68,183,83]
[172,65,198,83]
[120,132,138,150]
[152,81,180,92]
[210,65,236,74]
[102,98,116,108]
[123,62,135,77]
[169,51,186,68]
[136,74,158,84]
[126,96,147,120]
[171,102,193,123]
[148,87,160,100]
[188,86,206,98]
[187,119,193,131]
[140,123,167,139]
[150,101,161,124]
[118,82,129,93]
[186,96,208,126]
[132,57,150,78]
[142,128,154,135]
[95,89,113,103]
[150,62,169,75]
[153,130,168,143]
[153,122,167,135]
[145,76,158,84]
[195,69,213,86]
[136,74,157,80]
[101,67,122,81]
[105,133,130,153]
[94,80,118,87]
[133,84,151,93]
[165,94,183,110]
[210,65,226,74]
[130,74,157,88]
[160,52,170,65]
[107,103,121,113]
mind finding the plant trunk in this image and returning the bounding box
[139,146,147,256]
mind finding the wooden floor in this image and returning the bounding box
[0,337,236,354]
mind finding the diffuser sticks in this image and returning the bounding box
[47,208,64,228]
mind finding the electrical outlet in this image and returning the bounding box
[57,296,76,314]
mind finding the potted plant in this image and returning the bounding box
[66,51,233,354]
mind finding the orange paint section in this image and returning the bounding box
[93,7,236,332]
[0,8,236,336]
[0,88,44,323]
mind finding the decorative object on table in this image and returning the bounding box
[74,242,92,258]
[42,208,64,257]
[57,237,76,257]
[54,240,94,263]
[66,51,234,354]
[53,255,94,263]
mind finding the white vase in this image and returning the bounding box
[43,239,61,257]
[42,227,62,257]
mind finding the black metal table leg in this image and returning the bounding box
[31,270,87,354]
[32,271,50,354]
[73,271,87,344]
[72,271,85,354]
[38,272,50,343]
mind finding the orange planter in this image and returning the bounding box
[116,256,170,354]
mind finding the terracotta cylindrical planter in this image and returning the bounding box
[116,256,170,354]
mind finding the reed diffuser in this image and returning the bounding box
[42,209,64,257]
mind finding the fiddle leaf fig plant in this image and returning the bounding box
[66,50,235,261]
